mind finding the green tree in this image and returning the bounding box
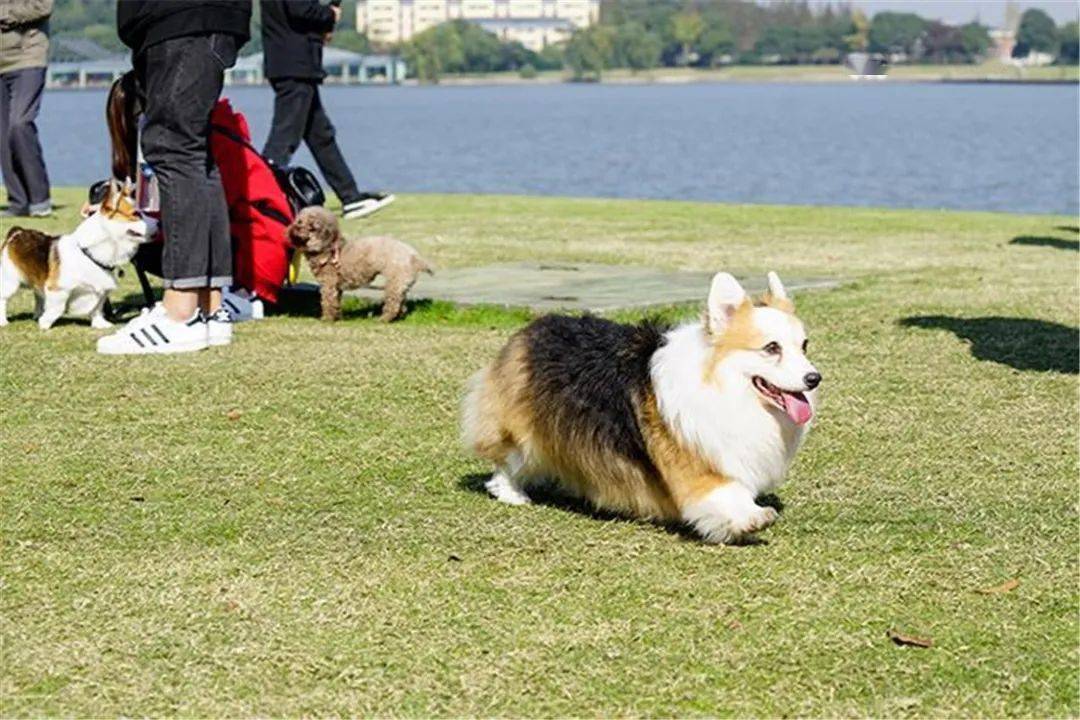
[403,20,509,80]
[1059,21,1079,64]
[50,0,114,34]
[457,21,503,71]
[403,23,461,81]
[1014,8,1058,57]
[82,23,125,53]
[844,9,870,51]
[959,22,990,60]
[696,15,735,66]
[535,44,565,71]
[564,26,613,80]
[868,12,927,57]
[614,22,661,71]
[670,10,704,65]
[497,40,537,72]
[755,24,828,64]
[330,29,371,55]
[923,21,966,63]
[817,8,855,54]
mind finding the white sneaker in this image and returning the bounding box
[342,192,395,220]
[96,304,208,355]
[220,287,264,322]
[206,307,233,347]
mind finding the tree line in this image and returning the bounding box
[401,2,1079,81]
[46,0,373,60]
[45,0,1079,83]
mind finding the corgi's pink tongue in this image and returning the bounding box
[782,391,813,425]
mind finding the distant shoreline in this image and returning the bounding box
[45,60,1078,91]
[428,62,1080,87]
[429,74,1079,88]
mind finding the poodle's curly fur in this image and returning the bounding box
[287,207,433,322]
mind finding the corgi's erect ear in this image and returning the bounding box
[762,271,795,313]
[767,271,787,300]
[707,272,747,334]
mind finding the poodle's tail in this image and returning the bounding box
[412,254,435,275]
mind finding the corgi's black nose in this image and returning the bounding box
[803,372,821,390]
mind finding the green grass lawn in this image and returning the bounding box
[2,189,1078,717]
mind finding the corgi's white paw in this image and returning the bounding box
[737,505,779,535]
[485,471,530,506]
[0,318,8,327]
[683,482,777,544]
[90,316,113,329]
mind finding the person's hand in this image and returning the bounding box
[323,32,333,44]
[330,4,342,24]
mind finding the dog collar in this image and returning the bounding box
[79,244,118,274]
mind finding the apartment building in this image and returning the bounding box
[357,0,600,50]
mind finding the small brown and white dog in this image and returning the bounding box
[0,188,158,329]
[286,206,432,322]
[462,271,821,544]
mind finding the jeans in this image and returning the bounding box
[135,33,236,290]
[262,78,360,205]
[0,66,50,213]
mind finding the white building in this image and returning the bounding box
[357,0,600,50]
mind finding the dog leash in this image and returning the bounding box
[79,244,121,275]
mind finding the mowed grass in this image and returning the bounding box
[1,189,1077,717]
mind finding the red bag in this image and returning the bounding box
[209,99,294,303]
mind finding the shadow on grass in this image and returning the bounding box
[900,315,1079,374]
[1010,235,1079,252]
[0,202,70,214]
[271,286,436,321]
[459,473,779,545]
[2,312,88,328]
[1055,225,1079,234]
[274,284,533,328]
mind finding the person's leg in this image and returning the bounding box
[262,78,314,167]
[303,85,362,205]
[0,72,29,214]
[5,67,50,213]
[200,40,234,315]
[139,35,230,323]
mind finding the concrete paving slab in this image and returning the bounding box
[342,262,838,312]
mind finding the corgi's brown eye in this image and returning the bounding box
[801,339,808,353]
[763,342,781,355]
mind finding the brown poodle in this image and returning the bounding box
[286,206,433,322]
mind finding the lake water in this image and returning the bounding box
[38,82,1079,215]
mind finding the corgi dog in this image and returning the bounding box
[0,187,157,330]
[462,271,821,544]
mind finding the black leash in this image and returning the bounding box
[79,244,119,274]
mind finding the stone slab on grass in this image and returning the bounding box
[344,262,838,312]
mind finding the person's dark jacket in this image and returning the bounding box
[117,0,252,56]
[260,0,337,81]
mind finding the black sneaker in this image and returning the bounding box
[342,192,396,220]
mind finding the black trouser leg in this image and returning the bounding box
[263,78,314,167]
[136,34,234,289]
[0,67,50,212]
[0,73,19,212]
[264,79,361,205]
[303,86,360,205]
